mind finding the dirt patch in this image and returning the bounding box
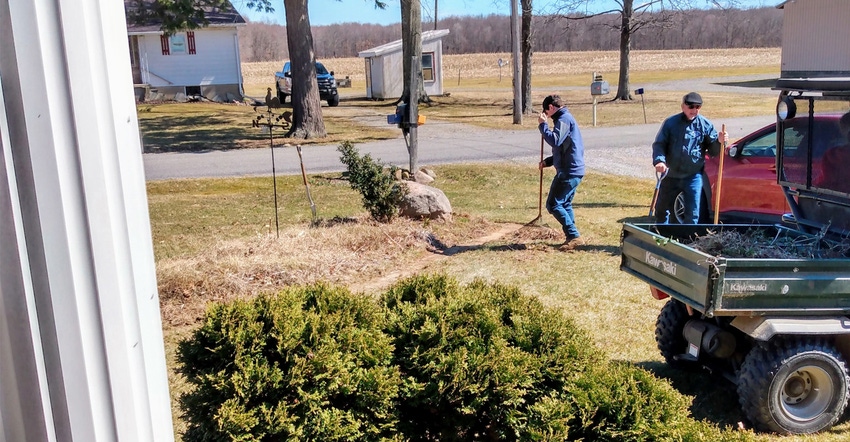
[157,217,550,326]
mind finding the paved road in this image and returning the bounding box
[143,115,775,181]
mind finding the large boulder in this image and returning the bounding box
[399,181,452,221]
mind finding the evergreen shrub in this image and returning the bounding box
[381,274,754,442]
[177,283,401,442]
[178,275,754,442]
[337,140,407,222]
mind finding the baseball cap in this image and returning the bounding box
[683,92,703,105]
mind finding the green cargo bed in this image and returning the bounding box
[620,223,850,317]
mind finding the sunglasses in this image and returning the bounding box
[685,103,702,110]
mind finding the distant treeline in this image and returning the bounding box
[239,7,781,62]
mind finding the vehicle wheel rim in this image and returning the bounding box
[779,366,834,422]
[674,192,686,223]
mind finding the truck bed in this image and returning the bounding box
[620,223,850,317]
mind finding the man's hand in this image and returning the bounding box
[719,129,728,145]
[655,162,668,174]
[538,112,546,124]
[538,161,545,170]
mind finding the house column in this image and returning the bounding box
[0,0,174,440]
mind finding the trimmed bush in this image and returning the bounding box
[178,275,754,442]
[177,283,401,442]
[338,140,407,222]
[381,274,754,442]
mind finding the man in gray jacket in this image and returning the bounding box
[652,92,727,224]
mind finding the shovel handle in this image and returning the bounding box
[713,124,727,224]
[649,170,667,217]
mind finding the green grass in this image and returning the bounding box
[152,163,850,441]
[149,58,850,439]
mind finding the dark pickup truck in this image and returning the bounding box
[274,61,339,107]
[620,79,850,435]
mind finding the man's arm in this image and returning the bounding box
[702,122,723,157]
[540,117,569,149]
[651,123,669,166]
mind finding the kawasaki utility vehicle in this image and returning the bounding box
[621,78,850,435]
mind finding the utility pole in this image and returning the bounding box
[434,0,438,30]
[511,0,522,124]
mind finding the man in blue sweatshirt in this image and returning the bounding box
[652,92,727,224]
[538,94,585,250]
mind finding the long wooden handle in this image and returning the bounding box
[713,124,727,224]
[538,135,544,218]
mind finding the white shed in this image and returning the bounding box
[357,29,450,100]
[779,0,850,78]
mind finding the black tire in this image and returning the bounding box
[737,338,850,434]
[328,93,340,107]
[655,299,695,369]
[672,191,710,224]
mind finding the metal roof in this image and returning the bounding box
[358,29,451,58]
[125,0,246,34]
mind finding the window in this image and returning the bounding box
[422,52,434,82]
[160,31,196,55]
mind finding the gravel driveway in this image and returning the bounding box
[144,75,778,181]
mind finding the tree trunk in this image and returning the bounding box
[283,0,326,138]
[615,0,633,101]
[520,0,533,114]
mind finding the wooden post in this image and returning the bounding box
[713,124,727,224]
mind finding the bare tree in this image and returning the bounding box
[521,0,533,114]
[547,0,747,100]
[283,0,326,138]
[548,0,679,101]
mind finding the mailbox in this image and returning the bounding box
[591,79,609,95]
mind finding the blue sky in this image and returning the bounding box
[233,0,778,27]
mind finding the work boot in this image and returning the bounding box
[558,236,585,251]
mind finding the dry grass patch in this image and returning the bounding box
[242,48,780,86]
[156,214,502,326]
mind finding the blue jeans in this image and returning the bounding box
[547,173,582,239]
[654,173,702,224]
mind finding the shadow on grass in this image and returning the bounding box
[714,78,778,89]
[618,215,657,224]
[426,239,621,257]
[140,114,266,153]
[636,360,745,430]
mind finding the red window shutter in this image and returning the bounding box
[187,31,196,54]
[160,35,170,55]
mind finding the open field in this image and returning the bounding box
[140,48,782,151]
[242,48,781,90]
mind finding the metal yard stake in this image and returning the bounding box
[252,107,292,238]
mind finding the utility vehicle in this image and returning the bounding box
[620,78,850,435]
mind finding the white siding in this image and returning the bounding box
[422,39,444,96]
[380,52,405,99]
[139,28,241,87]
[781,0,850,76]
